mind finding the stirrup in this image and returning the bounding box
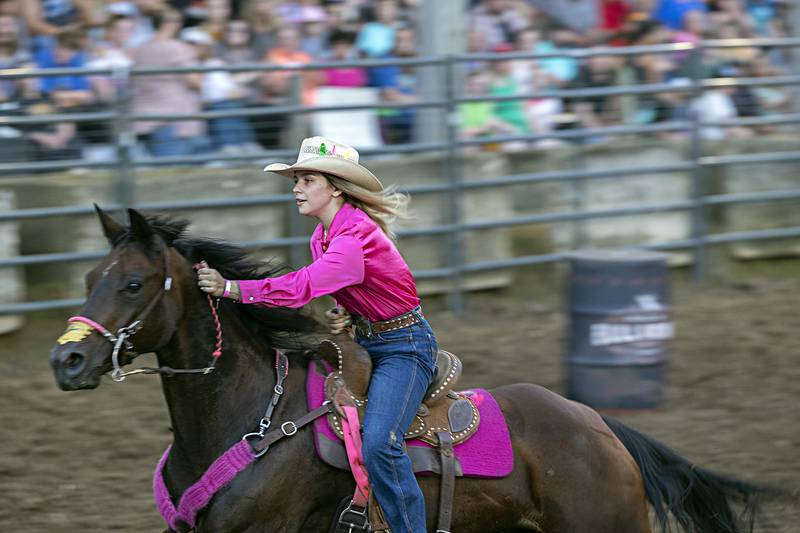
[336,500,371,533]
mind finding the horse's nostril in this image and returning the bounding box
[64,353,87,375]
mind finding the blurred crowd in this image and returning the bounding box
[0,0,794,163]
[461,0,795,150]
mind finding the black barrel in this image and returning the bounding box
[566,250,673,409]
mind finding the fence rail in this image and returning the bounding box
[1,39,799,315]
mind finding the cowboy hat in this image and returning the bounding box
[263,136,384,192]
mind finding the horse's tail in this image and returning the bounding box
[602,415,770,533]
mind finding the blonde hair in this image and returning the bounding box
[324,174,409,240]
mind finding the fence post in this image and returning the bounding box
[286,74,307,268]
[112,66,135,212]
[444,55,465,313]
[687,45,708,282]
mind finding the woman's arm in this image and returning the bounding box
[20,1,63,36]
[197,235,365,307]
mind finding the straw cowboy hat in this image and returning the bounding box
[263,136,384,192]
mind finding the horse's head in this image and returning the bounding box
[50,206,187,390]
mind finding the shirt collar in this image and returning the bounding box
[324,202,355,241]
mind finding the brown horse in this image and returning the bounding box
[49,207,772,533]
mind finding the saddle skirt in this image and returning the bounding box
[307,359,514,478]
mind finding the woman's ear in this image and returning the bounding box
[332,189,342,197]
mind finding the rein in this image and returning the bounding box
[68,252,223,381]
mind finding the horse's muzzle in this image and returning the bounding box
[50,345,99,390]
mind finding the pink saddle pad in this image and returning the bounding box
[306,360,514,478]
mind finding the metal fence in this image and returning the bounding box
[1,38,800,314]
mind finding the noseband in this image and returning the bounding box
[67,243,223,381]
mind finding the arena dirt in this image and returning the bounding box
[1,278,798,532]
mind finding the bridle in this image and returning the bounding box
[67,242,223,382]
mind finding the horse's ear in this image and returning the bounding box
[127,208,154,247]
[94,203,125,245]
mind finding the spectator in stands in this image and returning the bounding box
[198,0,233,43]
[241,0,281,56]
[255,25,318,147]
[511,27,566,143]
[35,28,95,109]
[651,0,707,30]
[24,98,82,161]
[123,0,166,49]
[672,8,705,61]
[356,0,402,58]
[24,28,92,161]
[368,24,417,144]
[599,0,632,39]
[567,51,624,134]
[275,0,328,25]
[215,18,260,63]
[631,46,687,125]
[511,26,562,92]
[745,51,790,117]
[690,84,752,140]
[534,21,580,86]
[459,70,526,150]
[324,0,362,35]
[261,25,318,105]
[705,21,760,75]
[182,26,260,154]
[131,8,207,157]
[484,43,532,140]
[0,14,34,162]
[464,27,489,74]
[469,0,530,49]
[708,0,756,35]
[0,15,35,102]
[321,29,366,86]
[747,0,785,38]
[297,8,330,57]
[20,0,95,52]
[87,15,136,103]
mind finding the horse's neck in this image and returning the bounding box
[156,309,305,481]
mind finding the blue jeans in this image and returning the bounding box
[206,100,255,148]
[144,125,212,157]
[356,308,437,533]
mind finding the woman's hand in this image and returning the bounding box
[325,306,352,335]
[197,267,227,298]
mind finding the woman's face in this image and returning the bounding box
[292,171,341,219]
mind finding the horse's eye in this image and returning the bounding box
[125,281,143,293]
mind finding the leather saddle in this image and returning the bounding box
[319,334,469,533]
[317,335,480,446]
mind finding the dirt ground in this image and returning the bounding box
[0,277,798,532]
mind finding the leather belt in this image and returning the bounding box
[354,308,423,338]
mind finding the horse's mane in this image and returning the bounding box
[130,214,326,359]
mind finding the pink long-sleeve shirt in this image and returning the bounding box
[237,202,420,322]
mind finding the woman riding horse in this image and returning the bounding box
[196,136,436,533]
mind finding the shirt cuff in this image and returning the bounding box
[237,279,266,304]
